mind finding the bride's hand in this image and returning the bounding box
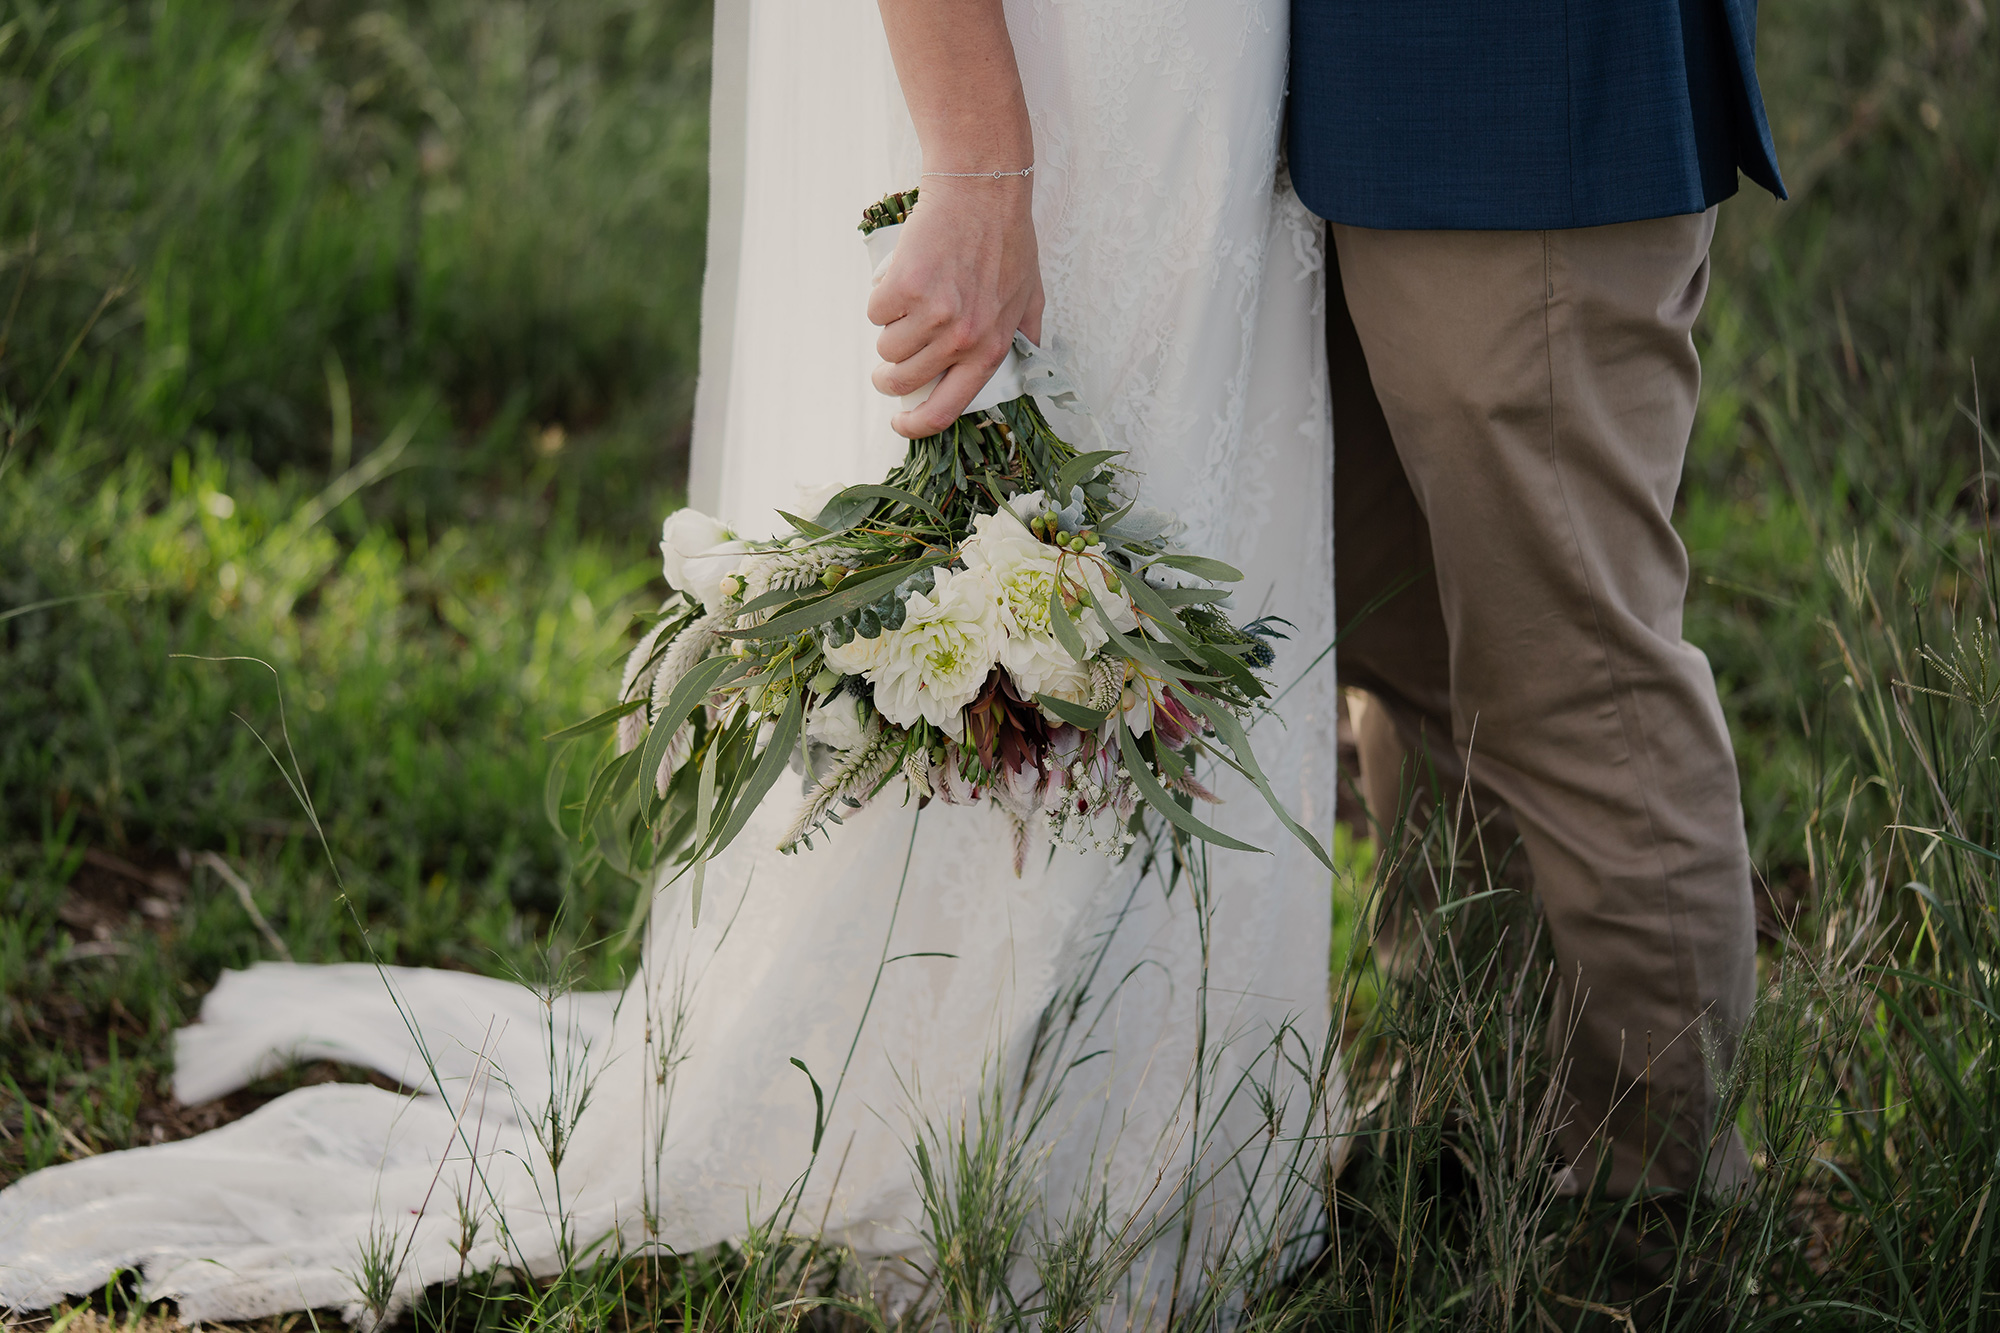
[868,177,1044,438]
[870,0,1041,438]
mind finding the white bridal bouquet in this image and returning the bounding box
[555,189,1329,890]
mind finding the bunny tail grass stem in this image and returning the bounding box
[777,726,897,853]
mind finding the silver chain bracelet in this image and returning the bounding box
[920,166,1034,180]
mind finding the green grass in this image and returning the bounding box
[2,0,1999,1327]
[1,0,708,1170]
[1685,0,2000,874]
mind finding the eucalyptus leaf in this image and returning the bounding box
[1087,597,1203,682]
[774,510,833,537]
[1116,574,1211,658]
[1036,693,1110,730]
[812,492,875,530]
[826,483,945,523]
[638,654,743,823]
[1055,449,1124,496]
[1179,692,1334,871]
[1149,585,1233,608]
[726,555,947,640]
[702,688,807,860]
[1047,582,1092,664]
[658,710,749,859]
[543,695,646,742]
[652,801,701,877]
[736,583,821,619]
[589,794,641,879]
[1199,646,1264,699]
[1149,552,1243,583]
[544,738,579,836]
[690,740,720,927]
[581,746,639,842]
[1118,720,1263,853]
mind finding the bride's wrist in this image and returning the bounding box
[918,169,1033,194]
[921,164,1034,181]
[914,171,1034,218]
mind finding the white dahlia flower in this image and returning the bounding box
[869,565,1003,736]
[961,507,1138,697]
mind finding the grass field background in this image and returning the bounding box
[2,0,1998,1327]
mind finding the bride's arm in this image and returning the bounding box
[870,0,1044,439]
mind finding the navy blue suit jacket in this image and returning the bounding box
[1288,0,1786,230]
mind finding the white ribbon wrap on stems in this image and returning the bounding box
[864,222,1028,415]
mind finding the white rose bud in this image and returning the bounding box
[661,509,732,584]
[805,693,870,752]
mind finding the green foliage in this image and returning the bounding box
[0,0,704,1180]
[1,430,654,931]
[909,1078,1039,1333]
[1684,0,2000,870]
[0,0,710,479]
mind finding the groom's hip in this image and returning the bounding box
[1332,212,1719,628]
[1329,211,1721,691]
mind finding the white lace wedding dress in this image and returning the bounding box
[0,1,1337,1322]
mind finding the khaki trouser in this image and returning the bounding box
[1328,211,1756,1197]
